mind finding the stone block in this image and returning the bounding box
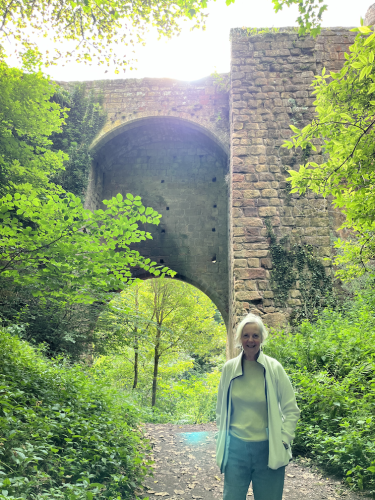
[249,145,267,155]
[234,259,248,268]
[243,207,258,217]
[236,291,262,301]
[243,217,263,227]
[263,299,274,307]
[261,258,273,269]
[259,206,278,217]
[253,181,272,189]
[262,312,287,328]
[233,227,245,236]
[247,258,260,267]
[234,268,266,280]
[233,146,251,156]
[244,281,258,291]
[288,298,301,306]
[261,189,279,198]
[257,280,270,291]
[243,190,261,199]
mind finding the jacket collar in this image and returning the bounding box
[232,349,266,379]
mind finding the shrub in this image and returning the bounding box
[264,291,375,495]
[0,329,151,499]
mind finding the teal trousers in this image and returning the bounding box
[223,435,285,500]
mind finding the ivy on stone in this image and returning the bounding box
[265,219,334,324]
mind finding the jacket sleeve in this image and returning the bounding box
[216,364,227,430]
[276,363,300,445]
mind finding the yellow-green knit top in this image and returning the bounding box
[229,359,268,441]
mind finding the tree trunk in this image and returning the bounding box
[133,284,139,389]
[151,327,161,407]
[133,337,138,389]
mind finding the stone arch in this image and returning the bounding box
[86,116,229,326]
[90,114,230,157]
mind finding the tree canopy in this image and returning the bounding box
[0,0,216,71]
[96,278,226,405]
[0,62,67,196]
[0,0,335,72]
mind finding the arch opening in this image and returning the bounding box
[87,116,229,326]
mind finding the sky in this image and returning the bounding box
[8,0,374,82]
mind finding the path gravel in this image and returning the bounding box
[139,423,371,500]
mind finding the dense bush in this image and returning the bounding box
[264,290,375,495]
[0,329,151,499]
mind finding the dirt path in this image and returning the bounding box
[139,423,371,500]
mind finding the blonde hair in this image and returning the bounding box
[234,313,268,348]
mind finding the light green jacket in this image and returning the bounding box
[216,350,300,472]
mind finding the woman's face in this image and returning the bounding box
[241,323,262,361]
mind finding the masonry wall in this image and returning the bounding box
[229,28,356,347]
[76,76,230,154]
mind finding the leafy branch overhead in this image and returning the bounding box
[0,0,214,71]
[0,191,175,304]
[284,26,375,280]
[0,0,334,70]
[272,0,328,37]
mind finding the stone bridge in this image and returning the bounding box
[81,27,355,355]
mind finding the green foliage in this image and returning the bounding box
[229,26,282,40]
[272,0,328,36]
[51,84,106,201]
[92,352,224,425]
[285,28,375,280]
[0,191,174,305]
[0,328,151,499]
[0,62,67,196]
[265,219,334,323]
[95,279,226,407]
[211,69,230,94]
[0,0,214,72]
[163,370,221,424]
[264,290,375,494]
[0,279,105,359]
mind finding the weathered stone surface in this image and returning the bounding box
[236,291,262,301]
[234,268,267,280]
[262,312,287,328]
[261,258,273,269]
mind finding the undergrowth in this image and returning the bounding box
[264,289,375,495]
[0,330,151,500]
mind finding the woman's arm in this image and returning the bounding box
[276,364,301,445]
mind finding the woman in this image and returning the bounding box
[216,313,300,500]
